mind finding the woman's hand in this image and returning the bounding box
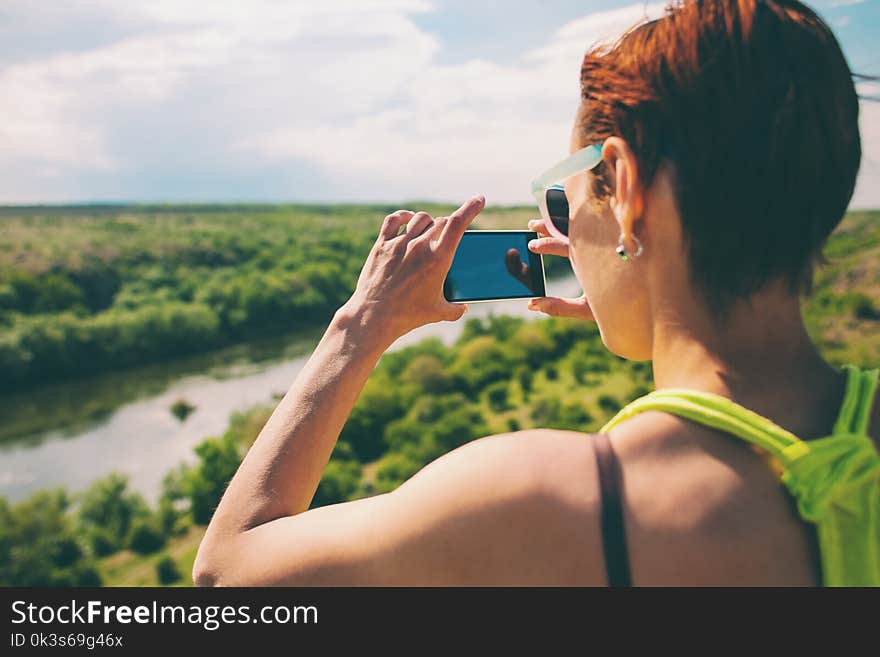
[526,217,595,321]
[341,195,486,343]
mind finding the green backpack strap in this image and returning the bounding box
[599,387,810,467]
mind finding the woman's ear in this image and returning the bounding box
[602,137,644,236]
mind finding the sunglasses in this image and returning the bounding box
[530,143,604,241]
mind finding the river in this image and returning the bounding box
[0,273,583,503]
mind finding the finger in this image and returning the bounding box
[439,302,468,322]
[527,236,569,258]
[527,295,594,320]
[528,218,551,237]
[380,210,415,240]
[411,214,447,246]
[440,195,486,244]
[504,248,530,287]
[504,248,522,276]
[401,211,434,240]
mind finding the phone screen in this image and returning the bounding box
[443,230,545,303]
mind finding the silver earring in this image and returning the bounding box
[615,232,643,261]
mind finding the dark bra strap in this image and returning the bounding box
[592,433,633,587]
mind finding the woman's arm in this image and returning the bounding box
[196,199,483,542]
[197,300,393,538]
[193,197,605,585]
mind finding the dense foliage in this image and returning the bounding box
[0,207,876,586]
[0,206,373,389]
[0,204,570,391]
[0,311,652,586]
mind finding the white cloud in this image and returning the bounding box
[526,2,668,66]
[0,1,438,195]
[235,2,669,203]
[0,0,877,209]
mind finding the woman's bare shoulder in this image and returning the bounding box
[602,409,822,585]
[414,428,603,511]
[392,428,607,584]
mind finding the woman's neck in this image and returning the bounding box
[649,281,846,435]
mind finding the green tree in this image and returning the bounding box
[374,453,423,494]
[597,394,621,414]
[77,473,151,556]
[312,459,362,508]
[486,381,511,412]
[510,323,555,367]
[128,520,167,555]
[156,554,182,585]
[185,432,243,525]
[340,375,406,462]
[449,335,511,392]
[401,354,453,394]
[515,365,534,398]
[0,489,102,586]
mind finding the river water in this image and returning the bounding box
[0,273,583,503]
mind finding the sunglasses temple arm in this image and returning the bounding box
[530,144,603,192]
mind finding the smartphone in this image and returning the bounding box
[443,230,546,303]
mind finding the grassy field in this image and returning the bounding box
[0,202,537,274]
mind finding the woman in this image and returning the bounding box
[194,0,879,586]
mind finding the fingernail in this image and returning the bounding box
[474,194,485,205]
[462,304,469,314]
[528,239,538,250]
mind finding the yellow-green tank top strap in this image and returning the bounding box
[599,385,810,467]
[598,364,880,586]
[834,363,880,436]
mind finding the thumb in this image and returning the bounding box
[528,295,593,320]
[441,302,469,321]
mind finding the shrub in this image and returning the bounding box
[87,527,119,557]
[486,381,511,412]
[449,335,511,392]
[185,432,242,525]
[530,396,561,424]
[597,394,621,414]
[629,384,652,400]
[0,489,102,586]
[515,365,534,397]
[312,459,362,508]
[456,315,525,345]
[77,473,150,555]
[374,453,423,494]
[128,520,166,555]
[510,324,555,367]
[556,402,594,432]
[170,398,196,421]
[569,353,591,384]
[851,293,879,320]
[401,354,452,394]
[156,554,182,585]
[530,397,594,431]
[340,376,405,461]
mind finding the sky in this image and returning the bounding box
[1,0,878,207]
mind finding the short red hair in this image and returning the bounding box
[577,0,862,317]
